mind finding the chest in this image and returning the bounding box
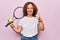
[23,19,38,25]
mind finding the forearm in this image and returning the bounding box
[38,19,45,31]
[10,24,21,33]
[36,13,45,31]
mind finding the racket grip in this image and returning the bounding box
[5,23,10,27]
[5,18,14,27]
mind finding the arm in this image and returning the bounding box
[36,13,45,31]
[38,18,45,31]
[10,23,22,33]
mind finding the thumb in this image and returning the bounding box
[36,13,40,19]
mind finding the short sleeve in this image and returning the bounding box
[18,19,22,26]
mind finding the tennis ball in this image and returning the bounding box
[8,18,13,23]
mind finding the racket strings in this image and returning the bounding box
[13,6,23,19]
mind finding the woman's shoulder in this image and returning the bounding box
[20,16,27,20]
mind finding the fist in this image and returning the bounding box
[36,13,40,20]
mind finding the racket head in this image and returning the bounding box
[13,7,23,19]
[5,7,23,27]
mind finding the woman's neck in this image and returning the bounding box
[27,15,33,18]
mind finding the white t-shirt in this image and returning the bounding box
[18,16,38,37]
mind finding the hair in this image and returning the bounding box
[23,2,38,17]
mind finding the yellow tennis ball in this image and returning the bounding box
[8,18,13,23]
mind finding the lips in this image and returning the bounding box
[28,10,32,13]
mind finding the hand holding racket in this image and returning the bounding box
[5,18,14,27]
[5,6,23,27]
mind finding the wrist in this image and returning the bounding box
[38,20,42,22]
[38,18,42,22]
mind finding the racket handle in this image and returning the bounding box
[5,23,10,27]
[5,18,14,27]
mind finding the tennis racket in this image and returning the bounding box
[5,6,23,27]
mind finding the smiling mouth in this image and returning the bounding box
[28,10,32,13]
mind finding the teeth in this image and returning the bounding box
[29,11,32,12]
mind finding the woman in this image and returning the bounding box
[10,2,44,40]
